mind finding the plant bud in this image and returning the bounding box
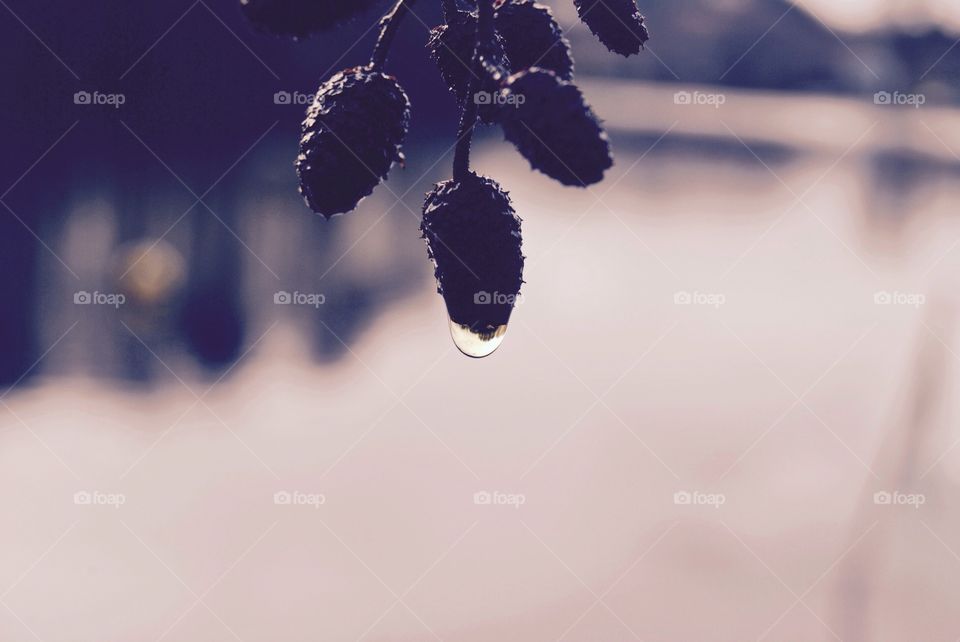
[498,68,611,186]
[427,9,509,124]
[296,66,411,218]
[573,0,649,56]
[494,0,574,80]
[421,173,524,357]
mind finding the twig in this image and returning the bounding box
[452,0,495,180]
[370,0,417,68]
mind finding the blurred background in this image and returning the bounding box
[2,0,960,639]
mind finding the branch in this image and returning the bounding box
[453,0,496,180]
[370,0,417,68]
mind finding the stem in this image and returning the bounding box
[370,0,417,69]
[452,100,478,180]
[452,0,495,180]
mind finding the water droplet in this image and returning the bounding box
[448,319,508,358]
